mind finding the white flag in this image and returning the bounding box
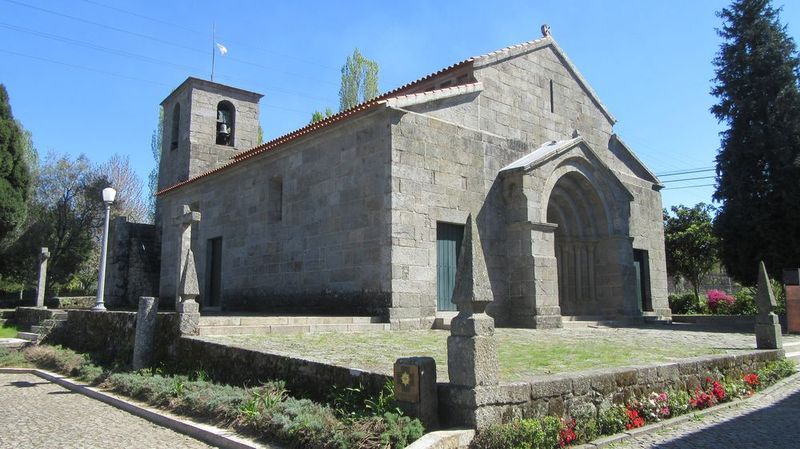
[216,43,228,56]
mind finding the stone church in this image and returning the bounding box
[145,30,670,329]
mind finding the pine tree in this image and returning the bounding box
[711,0,800,284]
[0,84,31,244]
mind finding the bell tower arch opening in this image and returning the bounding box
[546,171,611,317]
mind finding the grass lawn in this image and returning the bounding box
[0,324,19,339]
[200,326,771,382]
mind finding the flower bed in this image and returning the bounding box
[1,345,423,449]
[470,358,796,449]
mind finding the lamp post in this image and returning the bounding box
[92,187,116,312]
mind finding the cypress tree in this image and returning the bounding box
[0,84,31,243]
[711,0,800,283]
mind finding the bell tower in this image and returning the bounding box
[157,77,263,192]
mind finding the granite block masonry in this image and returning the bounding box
[755,261,782,349]
[152,28,671,328]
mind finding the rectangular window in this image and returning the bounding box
[268,177,283,223]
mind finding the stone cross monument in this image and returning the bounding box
[174,205,202,334]
[175,205,201,313]
[446,214,500,428]
[755,261,783,349]
[35,247,50,308]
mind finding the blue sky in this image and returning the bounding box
[2,0,799,211]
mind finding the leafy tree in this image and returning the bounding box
[664,203,720,303]
[339,48,379,111]
[98,154,148,223]
[310,107,334,124]
[711,0,800,283]
[0,84,31,245]
[146,108,162,223]
[2,153,106,294]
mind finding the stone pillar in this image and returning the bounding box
[755,261,782,349]
[175,205,202,335]
[35,247,50,308]
[446,214,500,429]
[507,221,562,328]
[132,296,159,371]
[783,269,800,334]
[394,357,438,430]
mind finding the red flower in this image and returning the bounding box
[559,418,577,447]
[625,408,645,429]
[744,373,760,389]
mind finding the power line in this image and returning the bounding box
[0,22,337,104]
[0,22,205,73]
[3,0,338,86]
[657,167,715,177]
[0,48,171,86]
[79,0,341,71]
[661,175,715,183]
[663,183,716,190]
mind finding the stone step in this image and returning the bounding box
[785,351,800,364]
[30,325,45,333]
[198,315,381,327]
[16,331,38,342]
[197,322,391,336]
[0,338,28,350]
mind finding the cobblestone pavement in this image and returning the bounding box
[0,373,217,449]
[610,373,800,449]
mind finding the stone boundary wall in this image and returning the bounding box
[672,315,787,332]
[48,310,180,366]
[172,337,390,401]
[438,350,784,428]
[15,307,60,329]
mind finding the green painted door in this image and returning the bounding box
[437,223,464,311]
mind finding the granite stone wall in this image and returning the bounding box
[47,310,181,366]
[158,111,393,314]
[104,217,160,309]
[438,350,784,428]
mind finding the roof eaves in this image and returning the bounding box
[610,134,662,186]
[384,82,483,108]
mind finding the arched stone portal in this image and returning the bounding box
[546,171,611,317]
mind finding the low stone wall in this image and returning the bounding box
[172,337,390,401]
[672,315,787,331]
[15,307,60,329]
[45,296,95,309]
[438,350,784,428]
[48,310,181,366]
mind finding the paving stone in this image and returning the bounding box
[0,373,216,449]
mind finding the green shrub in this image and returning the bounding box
[379,412,425,449]
[732,280,786,315]
[669,293,701,314]
[0,347,30,367]
[470,416,561,449]
[667,389,691,417]
[597,404,626,435]
[757,359,796,385]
